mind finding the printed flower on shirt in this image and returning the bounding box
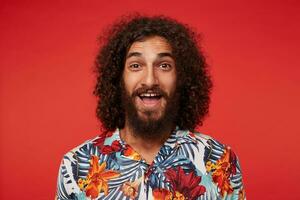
[164,166,206,200]
[152,188,172,200]
[93,131,114,147]
[78,155,120,199]
[101,140,122,154]
[93,131,122,154]
[121,178,142,199]
[205,146,237,197]
[122,144,142,161]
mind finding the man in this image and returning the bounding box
[56,15,246,200]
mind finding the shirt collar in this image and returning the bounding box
[103,127,197,150]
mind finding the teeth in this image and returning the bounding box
[140,93,160,97]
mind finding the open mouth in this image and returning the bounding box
[138,92,162,106]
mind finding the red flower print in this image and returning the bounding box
[101,140,122,154]
[93,131,114,149]
[164,166,206,200]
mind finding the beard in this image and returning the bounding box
[121,82,179,141]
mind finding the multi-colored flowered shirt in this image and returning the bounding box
[56,128,246,200]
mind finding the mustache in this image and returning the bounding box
[131,86,168,99]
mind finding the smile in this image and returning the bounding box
[137,92,162,108]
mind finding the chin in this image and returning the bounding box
[138,111,163,122]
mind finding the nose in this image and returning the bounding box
[142,66,158,87]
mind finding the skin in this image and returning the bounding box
[120,36,177,163]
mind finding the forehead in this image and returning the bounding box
[126,36,172,55]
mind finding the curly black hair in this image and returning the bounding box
[94,14,213,132]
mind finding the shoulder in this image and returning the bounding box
[189,130,225,148]
[180,130,230,157]
[60,134,104,179]
[190,131,246,198]
[190,130,240,166]
[60,130,120,175]
[64,135,102,159]
[175,129,242,168]
[186,130,246,198]
[56,134,104,199]
[179,129,244,176]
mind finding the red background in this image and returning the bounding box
[1,0,299,199]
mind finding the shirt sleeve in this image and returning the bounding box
[224,148,246,200]
[204,137,246,200]
[56,152,81,200]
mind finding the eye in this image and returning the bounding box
[129,63,141,71]
[159,63,172,71]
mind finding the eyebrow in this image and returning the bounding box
[126,52,174,59]
[126,52,142,59]
[158,52,174,59]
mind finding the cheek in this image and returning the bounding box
[159,73,177,94]
[122,73,140,94]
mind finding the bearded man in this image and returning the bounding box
[56,15,246,200]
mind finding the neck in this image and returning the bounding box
[120,121,173,164]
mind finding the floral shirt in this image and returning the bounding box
[56,128,246,200]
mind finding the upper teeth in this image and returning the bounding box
[140,93,159,97]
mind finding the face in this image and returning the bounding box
[122,36,177,122]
